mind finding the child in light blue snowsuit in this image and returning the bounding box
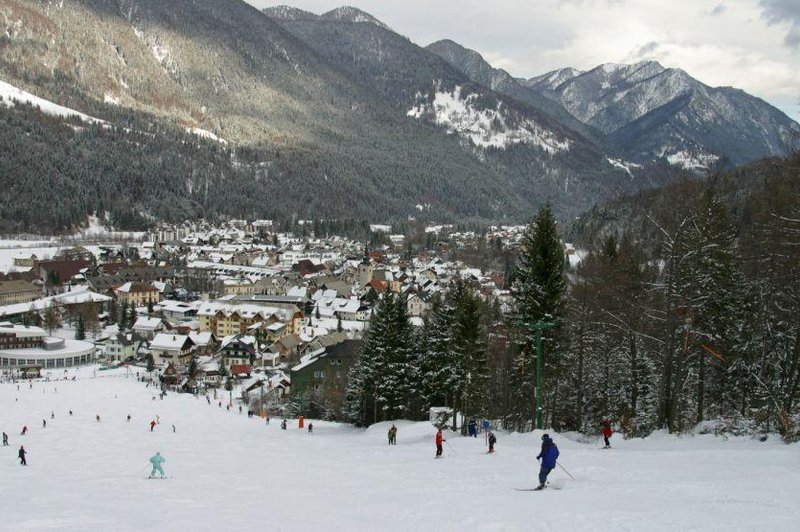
[149,452,166,478]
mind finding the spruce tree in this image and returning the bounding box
[420,295,456,410]
[510,205,566,430]
[75,315,86,340]
[451,279,489,431]
[344,293,392,425]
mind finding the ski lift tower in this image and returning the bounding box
[519,320,556,430]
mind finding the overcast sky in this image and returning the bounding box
[247,0,800,119]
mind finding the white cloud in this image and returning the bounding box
[250,0,800,118]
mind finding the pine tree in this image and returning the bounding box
[43,305,61,335]
[75,315,86,340]
[344,294,392,425]
[451,279,489,431]
[419,295,456,410]
[107,297,118,325]
[188,356,198,379]
[509,206,566,430]
[379,293,416,420]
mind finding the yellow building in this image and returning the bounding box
[113,282,161,307]
[197,303,302,339]
[0,280,41,305]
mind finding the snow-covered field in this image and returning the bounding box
[0,245,60,273]
[1,367,798,531]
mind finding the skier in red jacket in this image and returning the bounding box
[602,419,613,448]
[435,428,445,458]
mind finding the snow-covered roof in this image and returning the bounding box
[188,331,214,346]
[150,333,192,351]
[0,287,111,318]
[133,317,162,330]
[0,322,46,337]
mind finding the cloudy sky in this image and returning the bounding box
[248,0,800,119]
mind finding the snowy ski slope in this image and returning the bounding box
[0,366,798,531]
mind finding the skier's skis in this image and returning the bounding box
[516,483,560,491]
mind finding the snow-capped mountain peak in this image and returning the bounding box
[320,6,391,30]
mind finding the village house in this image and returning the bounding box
[406,291,431,317]
[12,254,37,269]
[149,333,195,367]
[156,300,197,320]
[267,334,303,365]
[188,331,217,356]
[114,282,162,307]
[104,332,144,362]
[291,338,361,398]
[220,336,257,377]
[132,316,165,340]
[219,278,257,296]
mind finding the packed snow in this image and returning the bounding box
[0,80,103,124]
[408,86,570,153]
[1,366,798,531]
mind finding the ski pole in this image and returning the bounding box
[445,440,457,457]
[557,461,575,480]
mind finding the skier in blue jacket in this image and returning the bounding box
[535,434,559,490]
[149,452,166,478]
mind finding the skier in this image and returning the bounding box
[127,414,132,422]
[488,430,497,453]
[388,424,397,445]
[435,428,445,458]
[150,420,157,432]
[21,425,27,436]
[468,419,478,438]
[602,419,613,448]
[96,414,101,422]
[281,419,287,430]
[18,445,27,466]
[149,452,166,478]
[42,419,46,429]
[308,423,313,434]
[2,432,8,446]
[51,411,55,420]
[535,434,560,490]
[69,410,73,417]
[172,424,176,433]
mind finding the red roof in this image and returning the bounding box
[37,259,91,281]
[230,364,252,376]
[368,280,388,293]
